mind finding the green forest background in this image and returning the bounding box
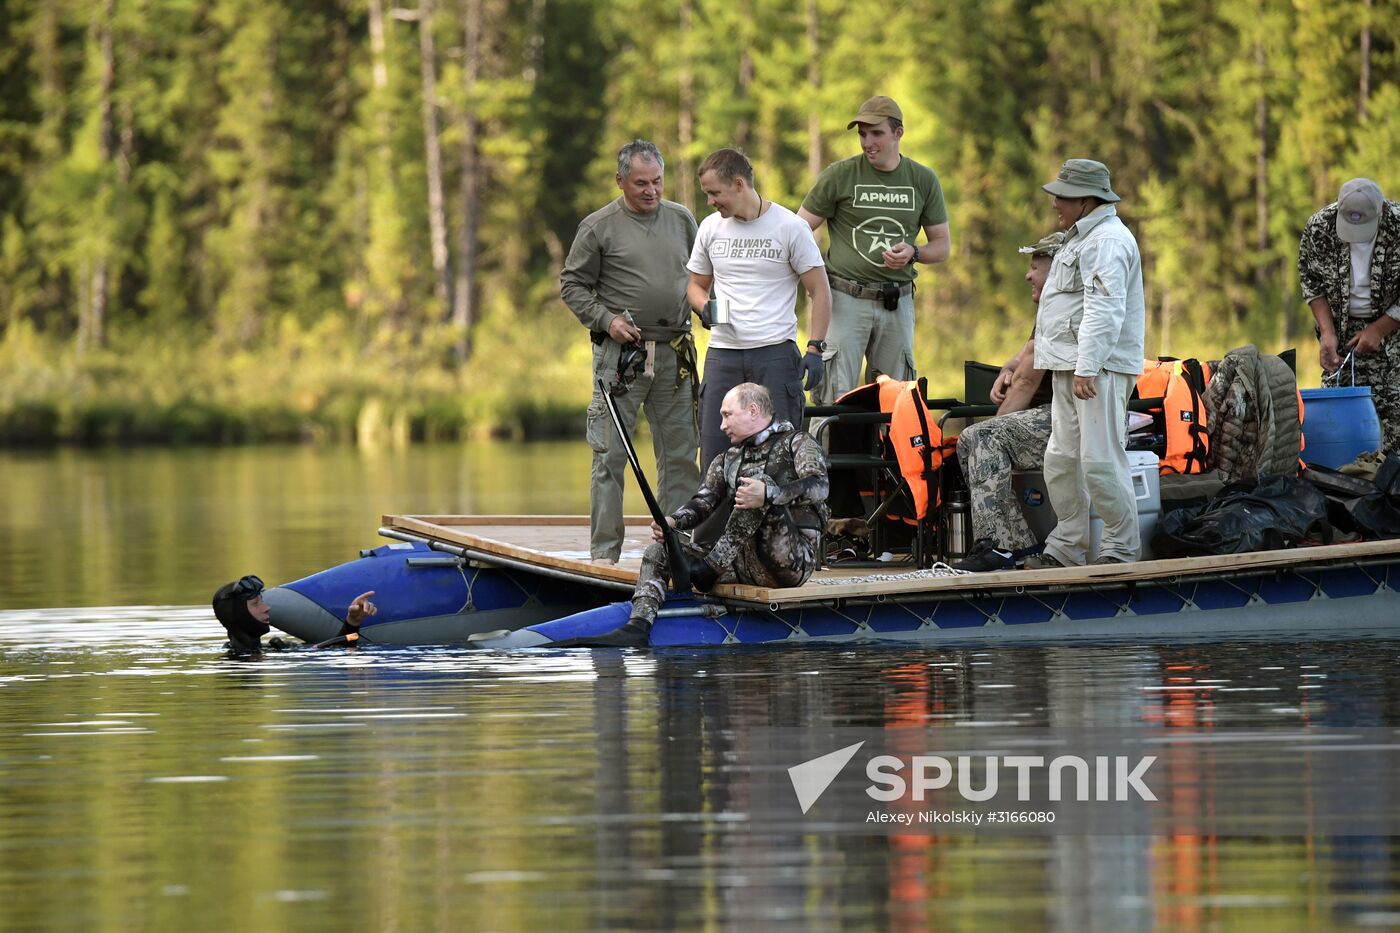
[1,0,1397,445]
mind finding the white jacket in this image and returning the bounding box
[1033,205,1145,376]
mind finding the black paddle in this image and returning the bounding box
[598,379,691,591]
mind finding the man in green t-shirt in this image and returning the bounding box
[798,96,951,405]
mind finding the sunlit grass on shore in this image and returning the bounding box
[0,314,589,446]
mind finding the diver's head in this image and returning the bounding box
[212,574,270,653]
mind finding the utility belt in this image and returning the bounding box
[828,273,914,310]
[590,329,691,345]
[589,311,690,345]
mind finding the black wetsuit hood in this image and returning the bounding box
[212,580,270,653]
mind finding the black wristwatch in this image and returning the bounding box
[806,339,827,353]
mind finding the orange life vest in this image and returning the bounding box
[887,379,945,519]
[835,375,947,521]
[1136,358,1212,475]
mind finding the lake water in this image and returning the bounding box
[3,443,1400,931]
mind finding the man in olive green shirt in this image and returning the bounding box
[798,96,951,404]
[560,140,702,563]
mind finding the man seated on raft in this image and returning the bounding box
[952,231,1063,572]
[594,382,830,646]
[212,574,377,655]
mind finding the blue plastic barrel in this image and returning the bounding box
[1300,386,1382,468]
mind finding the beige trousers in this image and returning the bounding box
[1041,370,1140,565]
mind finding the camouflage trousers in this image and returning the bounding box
[1323,314,1400,455]
[955,404,1052,552]
[630,471,819,624]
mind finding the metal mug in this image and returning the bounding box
[704,297,731,327]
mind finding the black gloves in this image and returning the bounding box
[801,350,825,392]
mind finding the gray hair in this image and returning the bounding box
[732,382,774,418]
[617,140,664,178]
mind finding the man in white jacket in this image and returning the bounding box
[1025,159,1146,568]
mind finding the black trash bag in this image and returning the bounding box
[1152,474,1332,558]
[1300,465,1400,539]
[1338,493,1400,539]
[1375,452,1400,499]
[1302,464,1379,500]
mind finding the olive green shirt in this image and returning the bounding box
[800,155,947,284]
[560,198,698,339]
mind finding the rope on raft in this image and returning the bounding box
[813,563,970,585]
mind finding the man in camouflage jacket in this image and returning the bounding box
[602,382,829,645]
[1299,178,1400,454]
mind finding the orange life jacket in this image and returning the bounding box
[834,375,947,521]
[1136,358,1212,475]
[887,379,946,519]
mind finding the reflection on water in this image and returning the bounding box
[4,612,1400,930]
[5,444,1400,929]
[0,442,646,610]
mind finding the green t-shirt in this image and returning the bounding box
[800,154,947,283]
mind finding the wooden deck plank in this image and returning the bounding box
[382,514,652,527]
[383,514,1400,606]
[387,514,648,585]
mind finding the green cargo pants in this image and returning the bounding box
[586,337,701,561]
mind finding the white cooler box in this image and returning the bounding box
[1012,450,1161,560]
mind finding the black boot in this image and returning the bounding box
[588,615,653,647]
[546,615,652,648]
[684,553,719,592]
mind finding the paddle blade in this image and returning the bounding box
[666,530,691,592]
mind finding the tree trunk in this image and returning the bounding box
[1254,40,1269,292]
[82,0,116,352]
[1358,0,1371,121]
[734,49,753,151]
[1158,287,1171,354]
[416,0,452,317]
[365,0,400,326]
[453,0,482,362]
[676,0,695,213]
[368,0,390,92]
[806,0,822,180]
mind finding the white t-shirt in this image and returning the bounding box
[1349,240,1375,318]
[687,202,825,350]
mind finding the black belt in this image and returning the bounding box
[828,274,914,302]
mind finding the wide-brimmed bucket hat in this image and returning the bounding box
[1042,159,1120,202]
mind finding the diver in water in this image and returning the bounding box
[212,574,377,655]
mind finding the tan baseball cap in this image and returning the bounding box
[1336,178,1383,243]
[847,96,903,129]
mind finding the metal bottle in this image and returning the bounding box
[945,488,972,560]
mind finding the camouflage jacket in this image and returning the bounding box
[672,421,829,530]
[1298,200,1400,322]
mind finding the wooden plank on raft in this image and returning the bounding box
[385,514,647,585]
[729,537,1400,604]
[384,514,1400,607]
[382,514,653,527]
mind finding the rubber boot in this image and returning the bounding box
[686,554,720,592]
[547,615,653,648]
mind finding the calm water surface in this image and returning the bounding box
[3,444,1400,931]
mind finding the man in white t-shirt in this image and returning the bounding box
[687,148,831,468]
